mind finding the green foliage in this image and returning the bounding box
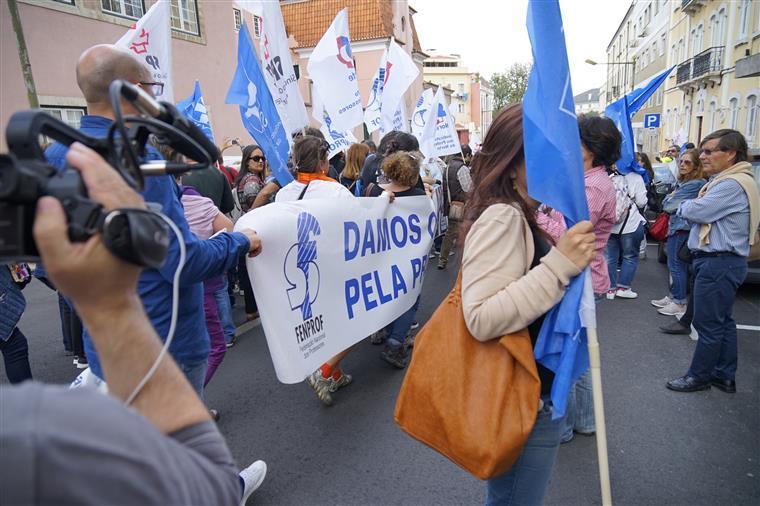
[490,63,532,114]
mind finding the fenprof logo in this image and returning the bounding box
[284,212,326,354]
[336,35,354,68]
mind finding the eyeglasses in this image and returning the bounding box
[250,155,266,163]
[699,148,724,156]
[139,81,164,97]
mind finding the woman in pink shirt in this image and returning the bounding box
[562,113,619,444]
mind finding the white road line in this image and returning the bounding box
[737,324,760,332]
[235,317,261,336]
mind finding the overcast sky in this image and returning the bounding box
[413,0,632,94]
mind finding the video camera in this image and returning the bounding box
[0,80,220,268]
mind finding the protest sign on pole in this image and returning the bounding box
[237,0,309,136]
[380,39,418,132]
[307,8,363,132]
[411,89,434,140]
[235,195,437,383]
[116,0,173,102]
[312,90,358,159]
[364,48,388,134]
[226,22,292,185]
[419,86,461,158]
[177,80,214,143]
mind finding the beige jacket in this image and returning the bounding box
[461,204,582,341]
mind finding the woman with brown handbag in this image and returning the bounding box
[460,104,595,504]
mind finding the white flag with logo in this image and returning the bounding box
[116,0,173,102]
[237,0,309,135]
[363,48,388,134]
[411,89,433,140]
[306,9,363,132]
[419,86,461,158]
[312,91,357,159]
[380,39,418,132]
[380,100,407,136]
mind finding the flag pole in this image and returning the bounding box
[587,325,612,506]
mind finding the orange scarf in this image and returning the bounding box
[296,172,336,184]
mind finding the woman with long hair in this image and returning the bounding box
[460,104,595,504]
[651,148,707,316]
[233,145,268,321]
[340,142,370,193]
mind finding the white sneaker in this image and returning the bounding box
[650,296,672,308]
[606,290,616,300]
[615,288,638,299]
[689,324,698,341]
[658,302,686,316]
[239,460,267,506]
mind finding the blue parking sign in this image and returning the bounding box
[644,113,660,128]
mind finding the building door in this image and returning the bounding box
[696,116,703,144]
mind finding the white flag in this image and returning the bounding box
[419,87,461,158]
[306,9,363,132]
[237,1,309,136]
[380,100,407,136]
[411,89,433,140]
[312,91,357,160]
[116,0,173,102]
[379,39,418,131]
[363,48,388,134]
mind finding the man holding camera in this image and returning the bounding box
[44,45,260,397]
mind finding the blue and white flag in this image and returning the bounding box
[605,66,674,182]
[523,0,592,419]
[177,80,215,143]
[364,48,388,134]
[312,90,358,160]
[419,86,460,159]
[380,39,418,132]
[226,22,292,186]
[411,88,433,140]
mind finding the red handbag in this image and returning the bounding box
[649,213,669,242]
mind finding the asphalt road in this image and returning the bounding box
[5,244,760,505]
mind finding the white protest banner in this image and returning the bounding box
[235,195,437,383]
[312,91,358,159]
[116,0,173,102]
[363,48,388,134]
[237,0,309,136]
[379,100,407,136]
[306,8,363,132]
[419,86,461,158]
[380,39,418,131]
[411,88,433,140]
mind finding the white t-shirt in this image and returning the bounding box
[275,179,353,202]
[611,172,648,235]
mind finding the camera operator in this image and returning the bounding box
[43,45,260,398]
[0,143,264,504]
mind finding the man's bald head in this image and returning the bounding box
[76,45,151,104]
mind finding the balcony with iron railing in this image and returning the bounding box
[675,46,724,89]
[681,0,708,14]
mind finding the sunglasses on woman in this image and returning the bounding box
[251,156,266,162]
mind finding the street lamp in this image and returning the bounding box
[585,58,636,95]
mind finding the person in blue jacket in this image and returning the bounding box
[45,44,261,397]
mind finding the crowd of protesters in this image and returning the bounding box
[2,43,759,506]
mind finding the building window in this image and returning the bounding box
[101,0,144,19]
[401,16,406,32]
[659,34,666,56]
[747,95,758,143]
[738,0,751,40]
[457,103,464,114]
[41,106,86,130]
[656,88,662,106]
[708,101,717,132]
[171,0,199,36]
[253,15,262,38]
[53,0,75,4]
[729,98,739,129]
[233,8,242,31]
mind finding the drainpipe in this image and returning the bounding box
[7,0,39,108]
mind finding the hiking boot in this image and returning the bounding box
[328,370,352,393]
[381,343,409,369]
[307,370,333,406]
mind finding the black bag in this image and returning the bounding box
[677,239,693,263]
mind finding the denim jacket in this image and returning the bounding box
[662,178,706,234]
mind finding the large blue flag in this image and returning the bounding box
[177,80,215,144]
[605,66,674,182]
[226,22,292,186]
[523,0,592,419]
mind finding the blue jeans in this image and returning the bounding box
[687,255,747,381]
[385,296,420,347]
[214,277,236,344]
[605,222,645,289]
[666,232,690,303]
[486,399,564,506]
[0,327,32,384]
[561,370,594,441]
[179,359,209,399]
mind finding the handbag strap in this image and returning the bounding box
[297,181,311,200]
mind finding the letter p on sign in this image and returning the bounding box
[644,114,660,128]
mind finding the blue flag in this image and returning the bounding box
[226,22,292,186]
[523,0,591,419]
[605,66,674,182]
[177,80,215,144]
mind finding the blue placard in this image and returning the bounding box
[644,113,661,128]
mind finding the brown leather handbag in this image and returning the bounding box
[394,275,541,480]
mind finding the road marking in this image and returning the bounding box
[737,324,760,332]
[235,317,261,336]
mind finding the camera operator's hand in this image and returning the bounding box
[33,143,145,314]
[238,228,262,257]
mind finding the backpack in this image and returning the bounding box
[610,173,633,223]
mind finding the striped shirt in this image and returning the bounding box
[678,178,750,256]
[584,166,617,294]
